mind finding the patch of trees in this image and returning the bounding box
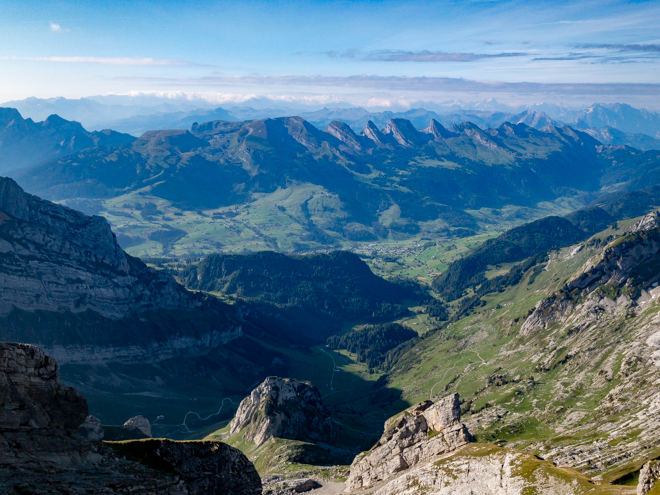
[180,251,423,343]
[326,323,417,371]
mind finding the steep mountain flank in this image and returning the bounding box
[432,215,588,300]
[381,215,660,483]
[0,176,244,357]
[0,177,295,429]
[0,342,262,494]
[0,107,135,173]
[0,176,199,320]
[181,250,419,341]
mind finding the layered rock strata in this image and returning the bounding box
[0,177,244,365]
[229,376,335,447]
[0,176,198,319]
[345,394,472,491]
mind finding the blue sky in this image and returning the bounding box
[1,0,660,108]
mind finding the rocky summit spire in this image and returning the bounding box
[360,120,390,146]
[422,118,454,140]
[382,118,424,147]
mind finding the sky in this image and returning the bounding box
[1,0,660,109]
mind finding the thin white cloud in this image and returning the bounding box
[49,22,69,33]
[121,90,349,106]
[3,56,197,66]
[112,74,660,96]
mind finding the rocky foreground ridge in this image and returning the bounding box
[343,393,658,494]
[346,394,472,491]
[0,341,262,494]
[511,213,660,474]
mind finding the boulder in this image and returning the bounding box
[293,479,322,493]
[124,415,152,437]
[229,376,334,446]
[346,394,472,491]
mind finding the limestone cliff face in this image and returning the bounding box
[0,177,244,364]
[0,342,262,495]
[0,177,199,319]
[346,394,472,491]
[229,376,335,447]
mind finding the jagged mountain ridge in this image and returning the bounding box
[0,107,135,173]
[17,115,659,251]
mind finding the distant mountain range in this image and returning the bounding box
[3,96,660,149]
[0,108,135,173]
[8,113,660,255]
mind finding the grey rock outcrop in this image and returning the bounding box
[345,394,472,491]
[367,444,605,495]
[630,211,660,233]
[124,415,152,437]
[0,342,87,431]
[0,341,262,495]
[639,460,660,495]
[229,376,334,447]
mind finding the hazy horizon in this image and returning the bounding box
[1,0,659,109]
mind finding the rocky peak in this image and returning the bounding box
[421,119,454,141]
[123,415,152,437]
[382,118,424,147]
[346,393,472,491]
[229,376,335,447]
[360,120,391,147]
[0,107,23,126]
[630,210,660,233]
[323,120,367,151]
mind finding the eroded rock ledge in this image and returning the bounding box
[346,394,472,491]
